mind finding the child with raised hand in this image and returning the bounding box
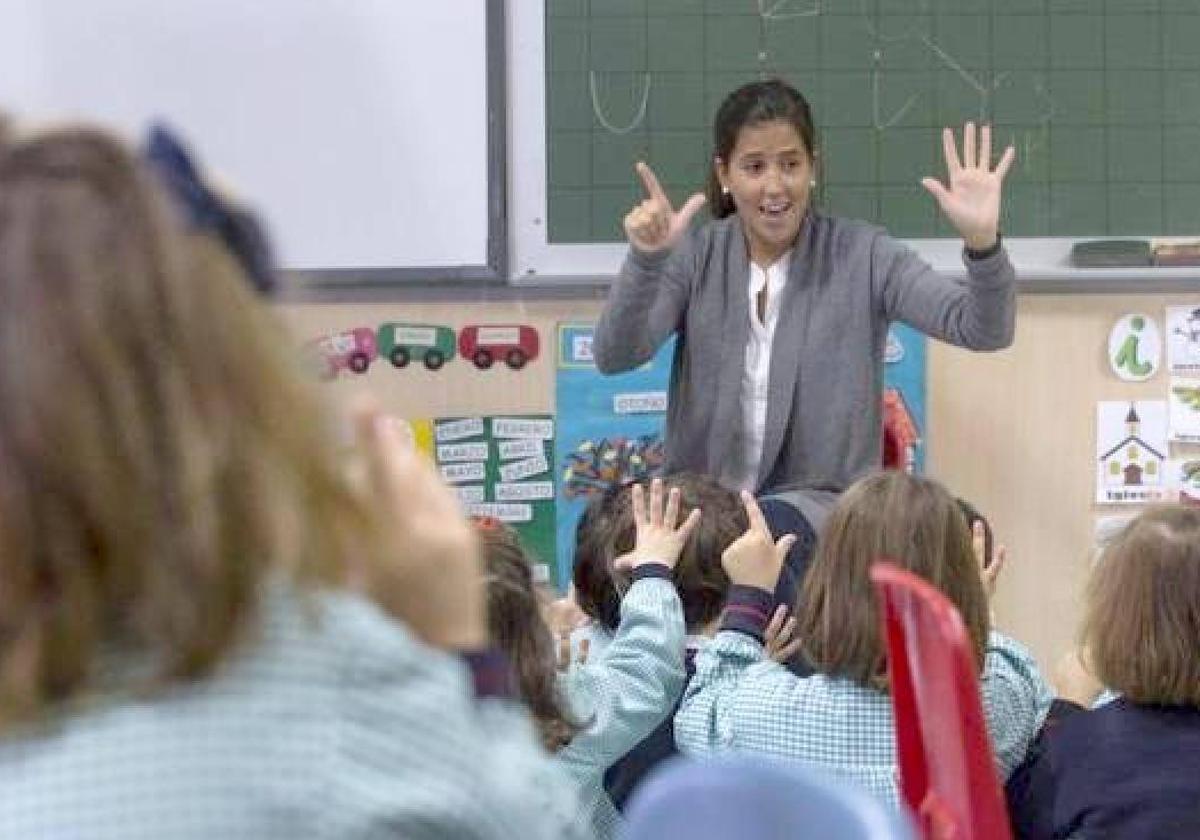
[479,478,697,839]
[1007,505,1200,839]
[600,472,752,809]
[560,480,634,668]
[675,472,1052,806]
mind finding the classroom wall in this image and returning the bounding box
[928,291,1200,676]
[280,290,1200,674]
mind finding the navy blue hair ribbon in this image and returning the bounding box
[142,123,277,296]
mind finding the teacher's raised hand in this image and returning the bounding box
[624,161,706,255]
[921,122,1014,252]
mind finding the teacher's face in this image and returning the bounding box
[715,119,813,266]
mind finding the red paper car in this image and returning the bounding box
[458,324,539,370]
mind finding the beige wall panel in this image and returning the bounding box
[278,298,606,419]
[928,293,1200,672]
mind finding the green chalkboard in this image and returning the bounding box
[545,0,1200,243]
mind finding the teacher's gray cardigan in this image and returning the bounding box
[592,212,1016,492]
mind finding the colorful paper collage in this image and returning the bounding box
[552,324,674,589]
[884,324,928,473]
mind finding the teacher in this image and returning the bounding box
[593,78,1017,494]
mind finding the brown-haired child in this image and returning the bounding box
[478,479,698,839]
[1007,505,1200,838]
[597,472,750,808]
[676,471,1052,806]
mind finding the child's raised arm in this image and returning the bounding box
[557,480,695,787]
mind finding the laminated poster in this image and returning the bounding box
[1095,401,1170,505]
[1166,306,1200,375]
[1168,378,1200,443]
[430,415,556,581]
[553,323,673,589]
[1108,314,1161,382]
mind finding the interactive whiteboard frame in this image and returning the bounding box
[0,0,508,285]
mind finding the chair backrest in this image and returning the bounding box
[869,562,1012,840]
[622,755,914,840]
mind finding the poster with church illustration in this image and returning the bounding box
[1095,401,1171,505]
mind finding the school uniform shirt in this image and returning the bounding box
[720,249,792,491]
[0,583,588,840]
[594,211,1015,492]
[568,617,614,665]
[674,587,1053,807]
[1007,698,1200,839]
[556,565,687,840]
[604,635,711,811]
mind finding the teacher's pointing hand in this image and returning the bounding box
[624,161,706,255]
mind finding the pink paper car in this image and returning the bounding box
[309,327,377,378]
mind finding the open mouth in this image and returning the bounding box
[760,200,793,221]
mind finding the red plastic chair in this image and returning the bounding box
[870,562,1012,840]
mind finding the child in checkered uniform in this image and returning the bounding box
[478,478,703,839]
[676,471,1053,806]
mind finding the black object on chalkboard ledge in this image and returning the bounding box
[1070,239,1153,268]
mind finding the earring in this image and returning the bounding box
[809,178,817,188]
[721,185,730,195]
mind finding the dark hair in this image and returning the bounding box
[798,472,990,690]
[477,520,580,751]
[1085,505,1200,706]
[706,79,818,219]
[605,473,747,633]
[956,497,993,568]
[572,481,631,632]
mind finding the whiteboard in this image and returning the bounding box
[0,0,498,278]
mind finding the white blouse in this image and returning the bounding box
[719,250,792,491]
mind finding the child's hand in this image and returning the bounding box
[721,491,796,592]
[542,585,591,638]
[612,478,701,572]
[354,405,486,652]
[764,604,802,663]
[973,520,1008,602]
[557,631,591,672]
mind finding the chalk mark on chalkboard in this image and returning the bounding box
[871,50,922,131]
[1003,75,1057,176]
[919,35,996,122]
[754,0,822,72]
[580,3,1061,169]
[589,71,651,135]
[758,0,820,21]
